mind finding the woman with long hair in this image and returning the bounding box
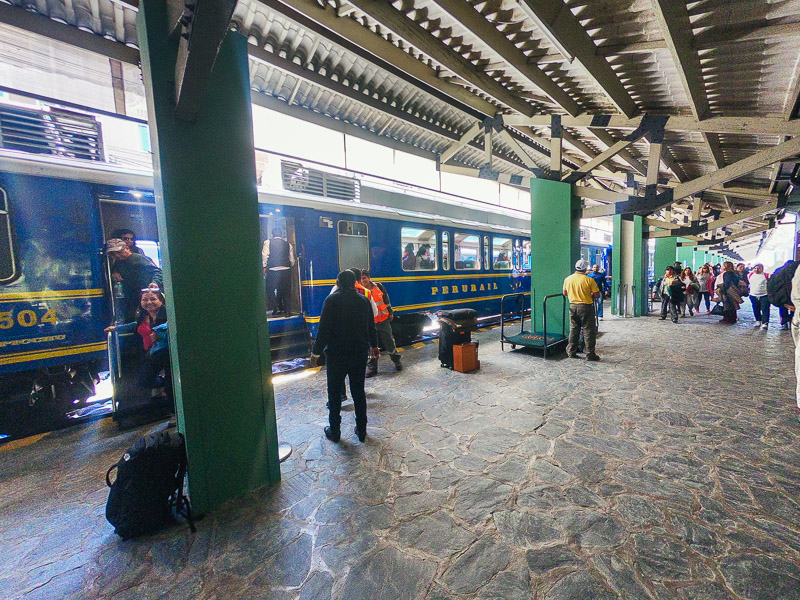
[716,262,742,324]
[695,264,713,313]
[680,267,700,316]
[402,243,416,271]
[106,287,172,398]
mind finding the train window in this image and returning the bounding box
[493,237,512,270]
[454,233,480,270]
[522,240,531,269]
[338,220,370,271]
[483,236,489,270]
[401,227,437,271]
[442,231,450,270]
[0,187,18,284]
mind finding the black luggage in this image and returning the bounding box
[105,430,195,539]
[438,309,478,369]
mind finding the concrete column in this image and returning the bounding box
[530,179,578,335]
[611,215,647,316]
[137,1,280,514]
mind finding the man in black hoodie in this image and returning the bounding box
[311,270,379,443]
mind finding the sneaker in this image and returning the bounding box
[659,317,666,320]
[566,353,579,358]
[393,360,403,372]
[586,353,600,361]
[324,426,340,443]
[706,310,711,314]
[689,310,694,316]
[365,368,378,378]
[672,318,679,323]
[762,323,769,329]
[754,322,763,328]
[781,323,790,330]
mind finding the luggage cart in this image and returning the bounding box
[500,292,567,358]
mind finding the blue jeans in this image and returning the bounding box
[595,298,603,318]
[750,295,770,323]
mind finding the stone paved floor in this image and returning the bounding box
[2,305,800,599]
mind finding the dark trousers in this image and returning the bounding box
[750,295,770,323]
[780,306,794,325]
[138,349,172,400]
[567,303,597,355]
[326,352,368,434]
[660,295,678,320]
[266,269,291,313]
[698,291,711,311]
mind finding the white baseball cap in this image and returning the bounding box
[575,259,589,271]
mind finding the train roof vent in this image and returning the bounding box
[0,105,104,162]
[281,161,359,202]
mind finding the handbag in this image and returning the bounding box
[738,280,750,297]
[727,285,743,306]
[710,303,724,316]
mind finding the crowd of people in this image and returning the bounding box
[653,260,795,328]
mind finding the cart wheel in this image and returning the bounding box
[511,344,516,349]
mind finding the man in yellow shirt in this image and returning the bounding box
[563,259,601,360]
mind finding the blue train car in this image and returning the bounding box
[262,197,532,340]
[0,151,611,439]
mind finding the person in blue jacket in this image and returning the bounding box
[588,264,607,319]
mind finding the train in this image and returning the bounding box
[0,150,610,440]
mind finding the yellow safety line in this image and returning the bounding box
[0,432,49,453]
[0,342,108,366]
[301,273,516,287]
[0,289,104,303]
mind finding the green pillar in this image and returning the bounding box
[632,216,647,316]
[530,179,578,334]
[654,237,677,274]
[611,215,647,316]
[677,239,693,268]
[137,2,280,514]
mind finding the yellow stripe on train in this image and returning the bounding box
[302,292,529,323]
[0,289,105,304]
[0,342,108,366]
[300,273,515,287]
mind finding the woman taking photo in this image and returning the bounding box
[716,262,743,324]
[680,267,700,316]
[696,264,713,313]
[748,263,771,328]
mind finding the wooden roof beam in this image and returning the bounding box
[517,0,638,118]
[428,0,582,116]
[344,0,538,118]
[502,114,800,136]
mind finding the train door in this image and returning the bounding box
[98,196,170,427]
[260,214,301,318]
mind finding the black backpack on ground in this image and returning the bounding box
[105,430,195,539]
[767,261,800,307]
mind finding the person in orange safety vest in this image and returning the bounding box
[361,269,402,377]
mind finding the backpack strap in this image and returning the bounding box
[106,464,118,487]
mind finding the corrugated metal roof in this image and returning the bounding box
[2,0,799,243]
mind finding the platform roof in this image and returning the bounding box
[0,0,799,251]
